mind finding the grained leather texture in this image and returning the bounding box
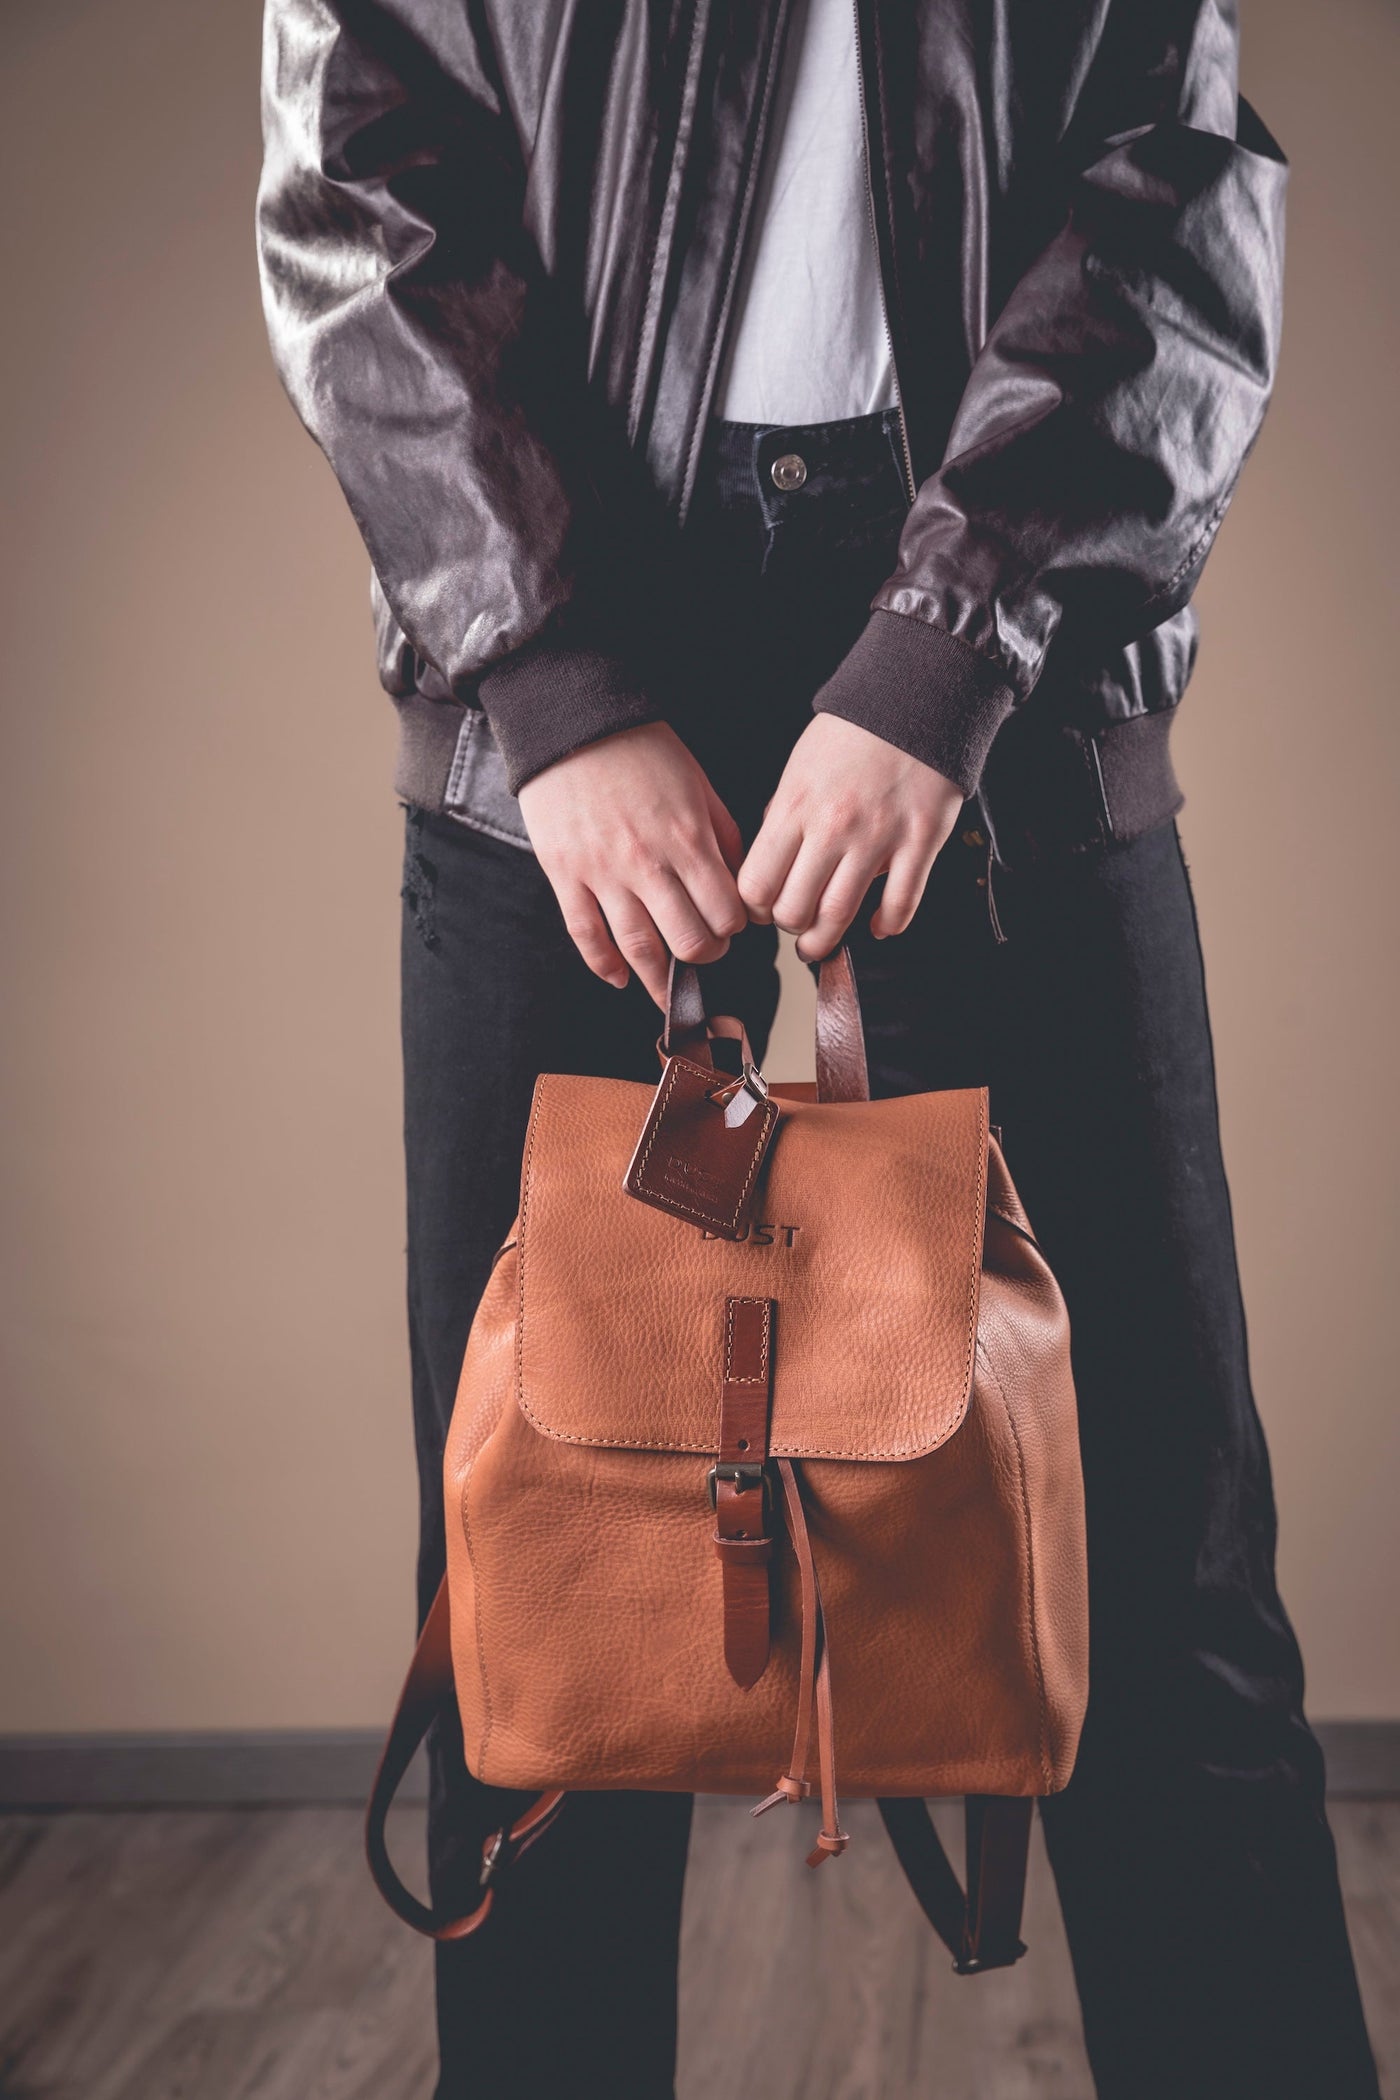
[517,1073,987,1460]
[442,1093,1087,1803]
[814,947,870,1104]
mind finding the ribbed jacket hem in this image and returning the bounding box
[813,609,1017,797]
[476,632,660,794]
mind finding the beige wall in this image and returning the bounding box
[0,0,1395,1733]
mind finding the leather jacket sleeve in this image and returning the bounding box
[815,5,1288,797]
[257,0,656,793]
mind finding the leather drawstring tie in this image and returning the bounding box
[752,1456,849,1865]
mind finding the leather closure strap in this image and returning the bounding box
[711,1296,776,1689]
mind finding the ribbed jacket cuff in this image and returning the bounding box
[477,630,659,794]
[813,610,1017,797]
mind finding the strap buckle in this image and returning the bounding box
[707,1461,768,1510]
[708,1061,770,1129]
[478,1829,506,1889]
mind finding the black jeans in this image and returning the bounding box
[401,413,1378,2099]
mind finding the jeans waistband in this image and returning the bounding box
[689,409,910,572]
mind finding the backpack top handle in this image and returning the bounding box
[663,944,870,1104]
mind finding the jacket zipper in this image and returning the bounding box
[628,0,709,450]
[852,0,916,505]
[678,0,795,521]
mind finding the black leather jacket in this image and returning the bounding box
[258,0,1285,827]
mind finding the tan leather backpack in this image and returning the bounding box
[368,950,1088,1974]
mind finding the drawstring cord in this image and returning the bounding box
[751,1456,848,1864]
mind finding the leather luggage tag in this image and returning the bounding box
[622,1055,780,1241]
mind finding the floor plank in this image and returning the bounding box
[0,1801,1393,2098]
[679,1800,1092,2100]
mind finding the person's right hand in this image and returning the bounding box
[517,721,747,1007]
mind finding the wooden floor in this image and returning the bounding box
[0,1797,1395,2099]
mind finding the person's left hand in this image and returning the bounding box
[737,713,965,960]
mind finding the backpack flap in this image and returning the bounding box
[515,1071,989,1462]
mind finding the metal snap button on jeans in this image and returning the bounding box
[770,451,808,491]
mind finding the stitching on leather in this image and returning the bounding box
[976,1335,1053,1796]
[516,1077,542,1436]
[723,1296,770,1383]
[632,1057,775,1230]
[1152,478,1238,607]
[952,1090,989,1446]
[518,1084,986,1461]
[460,1455,494,1778]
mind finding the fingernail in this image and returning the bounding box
[608,970,629,989]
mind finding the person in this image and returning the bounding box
[257,2,1379,2094]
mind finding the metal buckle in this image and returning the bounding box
[479,1829,506,1889]
[708,1061,771,1129]
[707,1461,767,1510]
[740,1061,769,1100]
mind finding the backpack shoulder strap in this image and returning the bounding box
[878,1794,1033,1972]
[364,1577,564,1940]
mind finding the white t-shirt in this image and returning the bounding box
[714,0,897,426]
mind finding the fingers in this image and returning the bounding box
[870,837,939,939]
[737,810,802,925]
[559,823,747,1008]
[641,866,736,967]
[556,881,629,989]
[735,717,966,960]
[560,864,740,1007]
[675,830,748,945]
[795,856,875,962]
[525,724,759,1005]
[596,889,671,1007]
[703,781,745,877]
[770,839,842,943]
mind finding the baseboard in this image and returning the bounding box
[1317,1720,1400,1797]
[0,1722,1395,1810]
[0,1730,428,1808]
